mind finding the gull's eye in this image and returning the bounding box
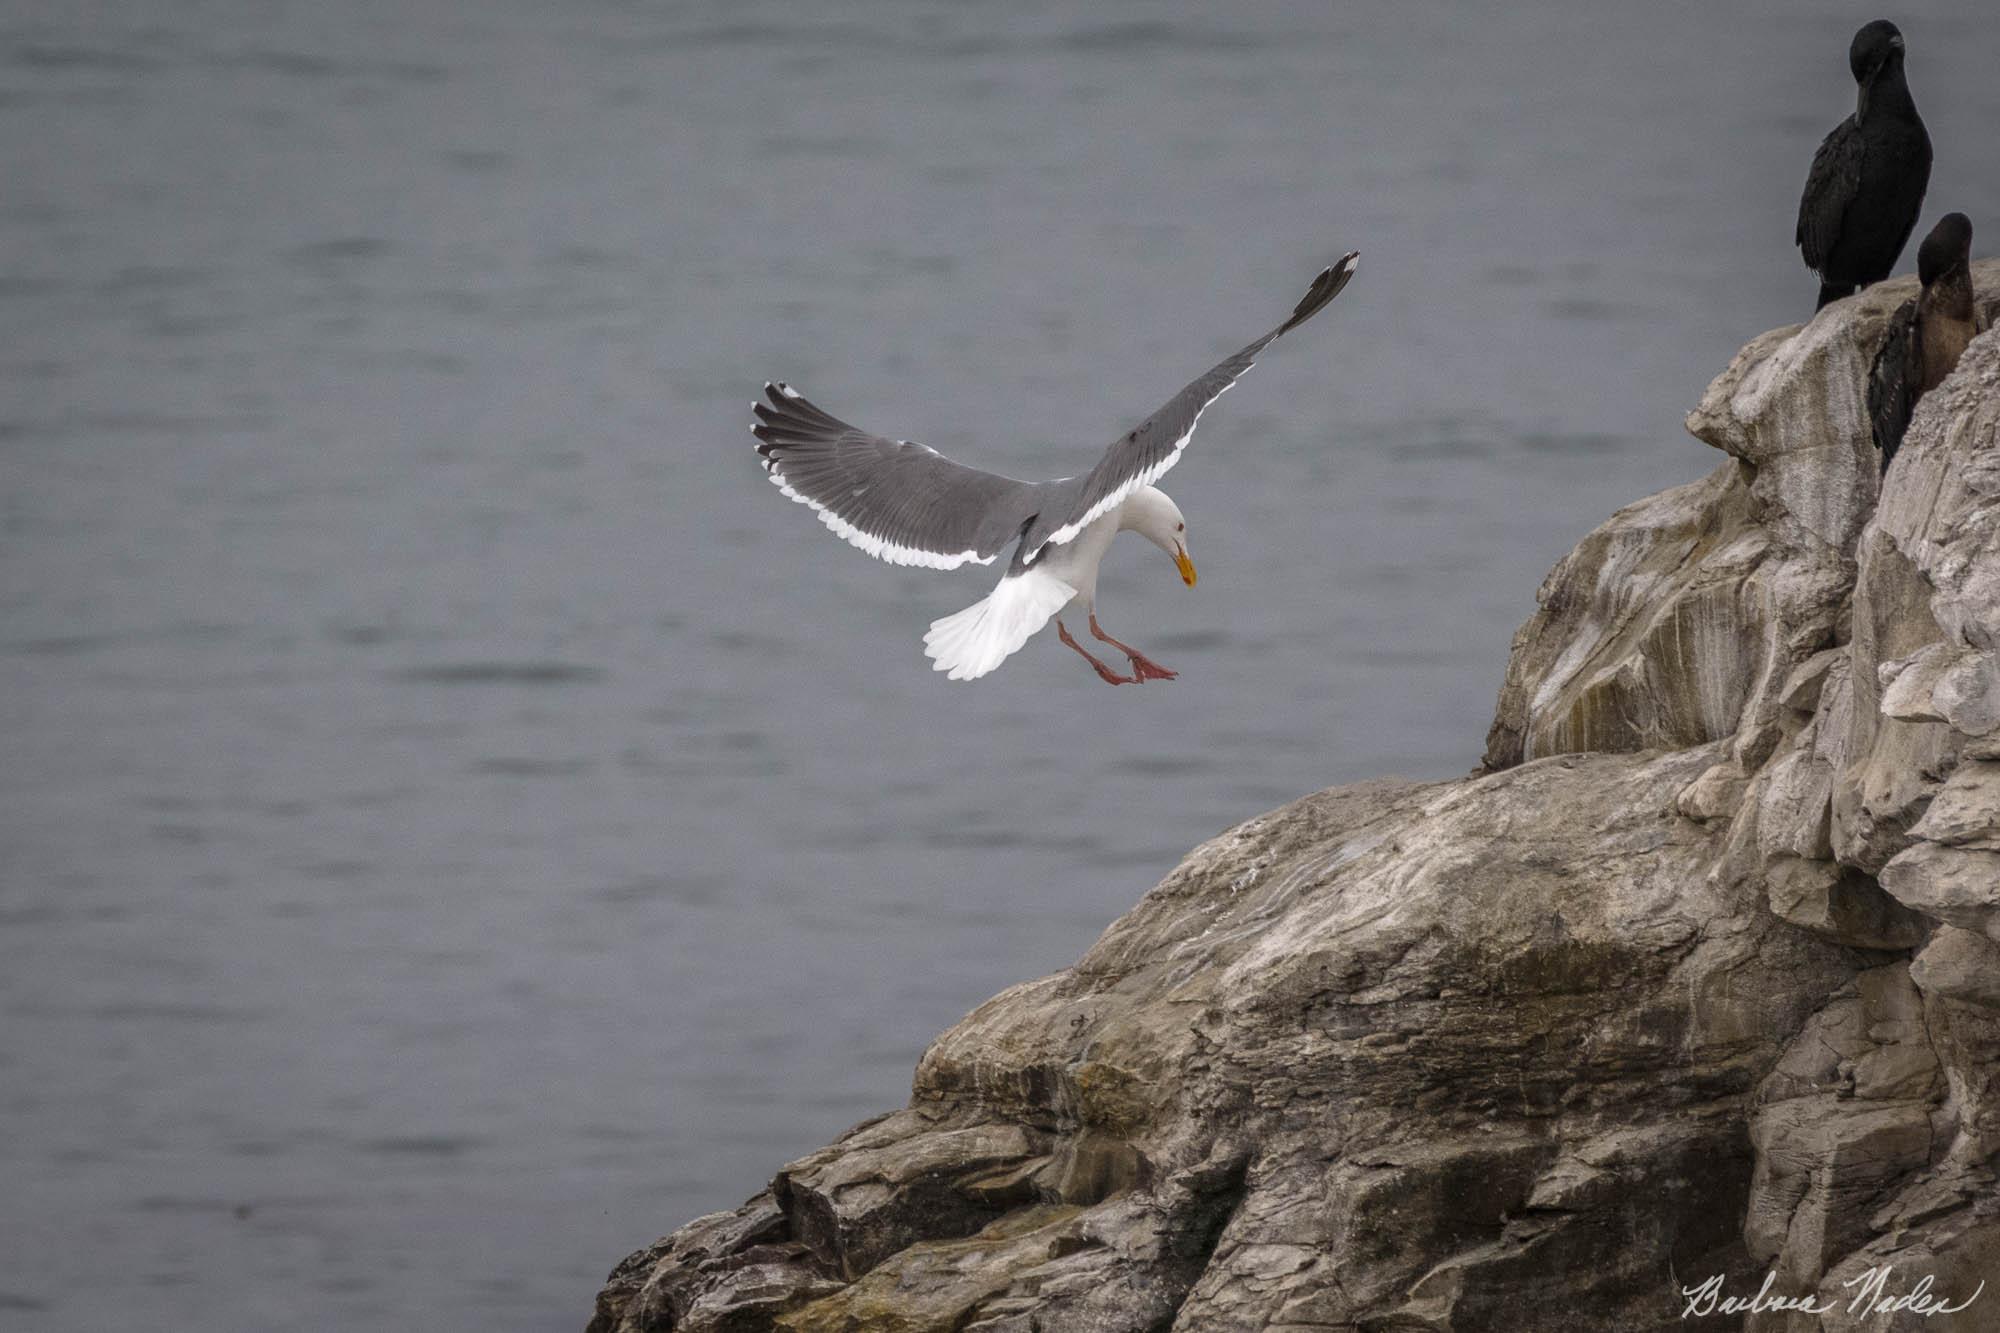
[1176,523,1184,532]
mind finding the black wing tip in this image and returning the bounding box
[758,380,845,432]
[752,382,806,439]
[749,398,785,461]
[751,381,835,466]
[1278,251,1359,336]
[750,404,784,452]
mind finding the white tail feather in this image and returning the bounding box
[923,569,1076,681]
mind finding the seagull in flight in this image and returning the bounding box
[750,253,1358,683]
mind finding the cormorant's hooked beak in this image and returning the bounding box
[1174,545,1197,588]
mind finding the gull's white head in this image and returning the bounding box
[1119,486,1196,588]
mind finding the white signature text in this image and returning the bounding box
[1681,1268,1985,1320]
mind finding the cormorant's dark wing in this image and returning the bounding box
[751,383,1046,570]
[1868,298,1921,471]
[1029,253,1358,555]
[1797,118,1864,273]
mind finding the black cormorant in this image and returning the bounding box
[1868,213,1979,473]
[1796,20,1932,311]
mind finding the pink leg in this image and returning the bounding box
[1058,620,1137,685]
[1090,614,1177,681]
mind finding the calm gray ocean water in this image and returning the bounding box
[4,3,1996,1328]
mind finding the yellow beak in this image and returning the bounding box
[1174,546,1197,587]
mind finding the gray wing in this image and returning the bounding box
[1868,299,1920,470]
[1031,253,1358,554]
[1797,118,1863,273]
[751,382,1047,570]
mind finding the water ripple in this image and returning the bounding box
[390,662,607,686]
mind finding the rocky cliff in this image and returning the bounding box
[592,265,2000,1333]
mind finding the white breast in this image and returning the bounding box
[1035,511,1119,608]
